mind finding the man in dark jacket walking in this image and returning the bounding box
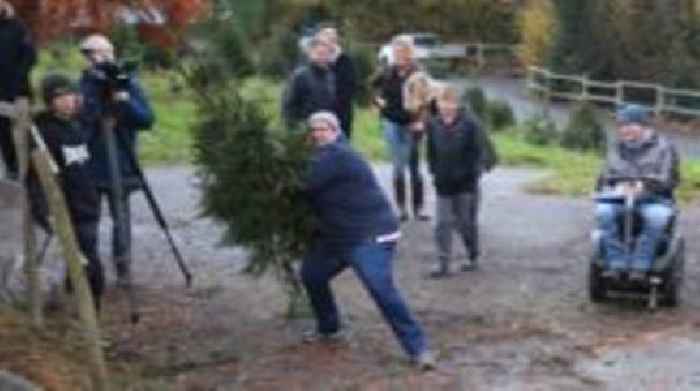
[0,1,36,179]
[282,38,337,132]
[316,26,356,139]
[28,74,104,310]
[426,86,484,276]
[78,34,154,286]
[301,111,435,369]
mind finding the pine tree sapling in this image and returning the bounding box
[487,99,516,131]
[462,86,487,122]
[523,114,558,146]
[184,14,316,317]
[560,103,606,153]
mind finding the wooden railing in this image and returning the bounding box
[526,66,700,117]
[462,43,519,68]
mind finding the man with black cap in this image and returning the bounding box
[0,0,36,179]
[595,104,680,280]
[28,74,104,310]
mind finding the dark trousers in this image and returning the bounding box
[66,220,105,310]
[97,189,132,265]
[0,117,17,177]
[338,106,354,140]
[435,191,478,264]
[301,240,428,357]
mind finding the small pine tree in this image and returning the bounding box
[487,99,516,131]
[462,86,487,122]
[183,12,316,316]
[523,114,558,146]
[560,103,606,153]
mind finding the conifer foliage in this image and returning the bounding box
[182,11,316,314]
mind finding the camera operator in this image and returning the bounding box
[0,0,37,180]
[78,34,154,287]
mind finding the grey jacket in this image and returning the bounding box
[599,133,680,198]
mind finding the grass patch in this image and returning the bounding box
[493,128,700,202]
[493,129,602,197]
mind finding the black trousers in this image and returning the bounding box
[337,106,354,140]
[66,220,105,310]
[0,117,17,176]
[97,189,132,262]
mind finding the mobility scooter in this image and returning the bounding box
[589,177,685,308]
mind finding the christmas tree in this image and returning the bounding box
[182,12,316,316]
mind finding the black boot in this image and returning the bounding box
[412,176,429,221]
[114,256,131,289]
[393,176,409,222]
[461,233,479,271]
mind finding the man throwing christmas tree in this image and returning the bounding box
[300,111,435,370]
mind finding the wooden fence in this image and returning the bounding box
[526,66,700,117]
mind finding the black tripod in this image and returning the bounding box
[101,106,192,324]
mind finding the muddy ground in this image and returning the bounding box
[2,165,700,390]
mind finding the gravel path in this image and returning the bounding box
[5,164,699,390]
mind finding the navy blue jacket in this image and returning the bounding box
[306,141,398,249]
[79,69,154,190]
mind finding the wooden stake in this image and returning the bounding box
[31,150,109,391]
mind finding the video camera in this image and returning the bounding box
[93,60,138,91]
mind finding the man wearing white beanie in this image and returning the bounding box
[301,111,435,369]
[78,33,154,287]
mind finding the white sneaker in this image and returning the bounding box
[413,350,437,371]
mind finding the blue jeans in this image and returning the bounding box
[383,119,425,211]
[382,119,421,180]
[595,200,673,270]
[301,240,428,357]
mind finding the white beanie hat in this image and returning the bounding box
[0,1,15,18]
[80,34,114,55]
[308,111,341,133]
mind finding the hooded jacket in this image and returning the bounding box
[599,132,680,198]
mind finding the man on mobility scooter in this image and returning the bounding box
[591,104,683,307]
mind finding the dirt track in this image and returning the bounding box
[2,165,700,390]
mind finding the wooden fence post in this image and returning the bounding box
[31,150,109,391]
[655,86,665,117]
[616,82,624,106]
[476,43,485,69]
[543,69,552,118]
[581,74,589,102]
[9,98,41,327]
